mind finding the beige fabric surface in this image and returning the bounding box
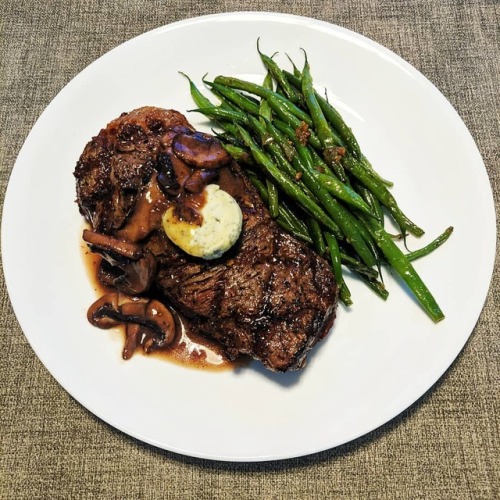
[1,1,498,499]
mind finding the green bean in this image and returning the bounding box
[265,116,316,171]
[406,227,453,262]
[348,211,382,267]
[280,200,311,237]
[203,79,261,116]
[179,72,214,108]
[285,53,302,78]
[266,117,376,254]
[222,144,253,165]
[324,232,342,282]
[309,145,343,179]
[264,142,346,245]
[272,118,320,156]
[252,56,344,149]
[296,140,318,173]
[359,214,444,322]
[360,155,393,187]
[309,143,349,182]
[214,75,313,126]
[248,115,318,200]
[293,144,372,223]
[316,93,360,157]
[266,145,323,207]
[265,95,311,127]
[185,51,450,318]
[212,129,241,146]
[245,112,268,139]
[182,77,251,149]
[216,121,244,142]
[273,199,312,240]
[248,115,296,173]
[272,210,311,243]
[220,99,243,115]
[322,187,381,266]
[339,280,353,306]
[235,124,342,236]
[247,170,268,196]
[264,118,296,162]
[325,232,352,306]
[266,179,279,218]
[284,70,361,158]
[267,140,301,179]
[252,116,315,190]
[316,172,373,216]
[355,182,385,225]
[189,105,249,125]
[248,174,312,243]
[308,218,327,256]
[257,40,303,104]
[271,117,322,151]
[259,72,274,122]
[308,146,328,170]
[355,272,389,300]
[301,53,342,151]
[179,79,246,140]
[287,141,377,266]
[275,219,312,244]
[342,154,424,237]
[340,252,379,279]
[263,117,377,266]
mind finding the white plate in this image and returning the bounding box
[2,12,496,462]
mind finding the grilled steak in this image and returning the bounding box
[74,107,193,233]
[75,106,338,372]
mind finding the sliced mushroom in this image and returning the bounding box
[156,152,180,195]
[158,148,193,192]
[83,229,157,294]
[172,131,232,169]
[123,323,144,360]
[184,169,219,194]
[112,250,157,295]
[86,292,122,328]
[87,292,177,359]
[121,300,149,360]
[83,229,143,259]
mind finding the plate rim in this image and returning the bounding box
[1,11,496,462]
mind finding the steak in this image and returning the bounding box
[75,106,338,372]
[74,107,193,233]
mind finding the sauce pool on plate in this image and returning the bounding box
[80,238,245,372]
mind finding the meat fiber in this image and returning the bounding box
[74,106,338,372]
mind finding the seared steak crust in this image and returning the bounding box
[74,107,192,233]
[74,107,338,372]
[148,162,337,371]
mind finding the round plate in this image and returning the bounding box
[2,12,495,461]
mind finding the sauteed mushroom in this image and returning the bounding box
[156,150,192,196]
[87,292,176,359]
[172,131,232,169]
[83,229,157,294]
[184,169,219,194]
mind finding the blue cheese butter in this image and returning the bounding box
[162,184,243,260]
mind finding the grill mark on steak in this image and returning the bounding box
[74,106,338,372]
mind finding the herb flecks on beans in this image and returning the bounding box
[183,45,451,321]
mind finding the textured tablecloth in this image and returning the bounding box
[1,1,498,498]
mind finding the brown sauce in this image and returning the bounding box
[80,237,244,372]
[114,174,170,242]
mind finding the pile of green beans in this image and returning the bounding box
[181,45,452,322]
